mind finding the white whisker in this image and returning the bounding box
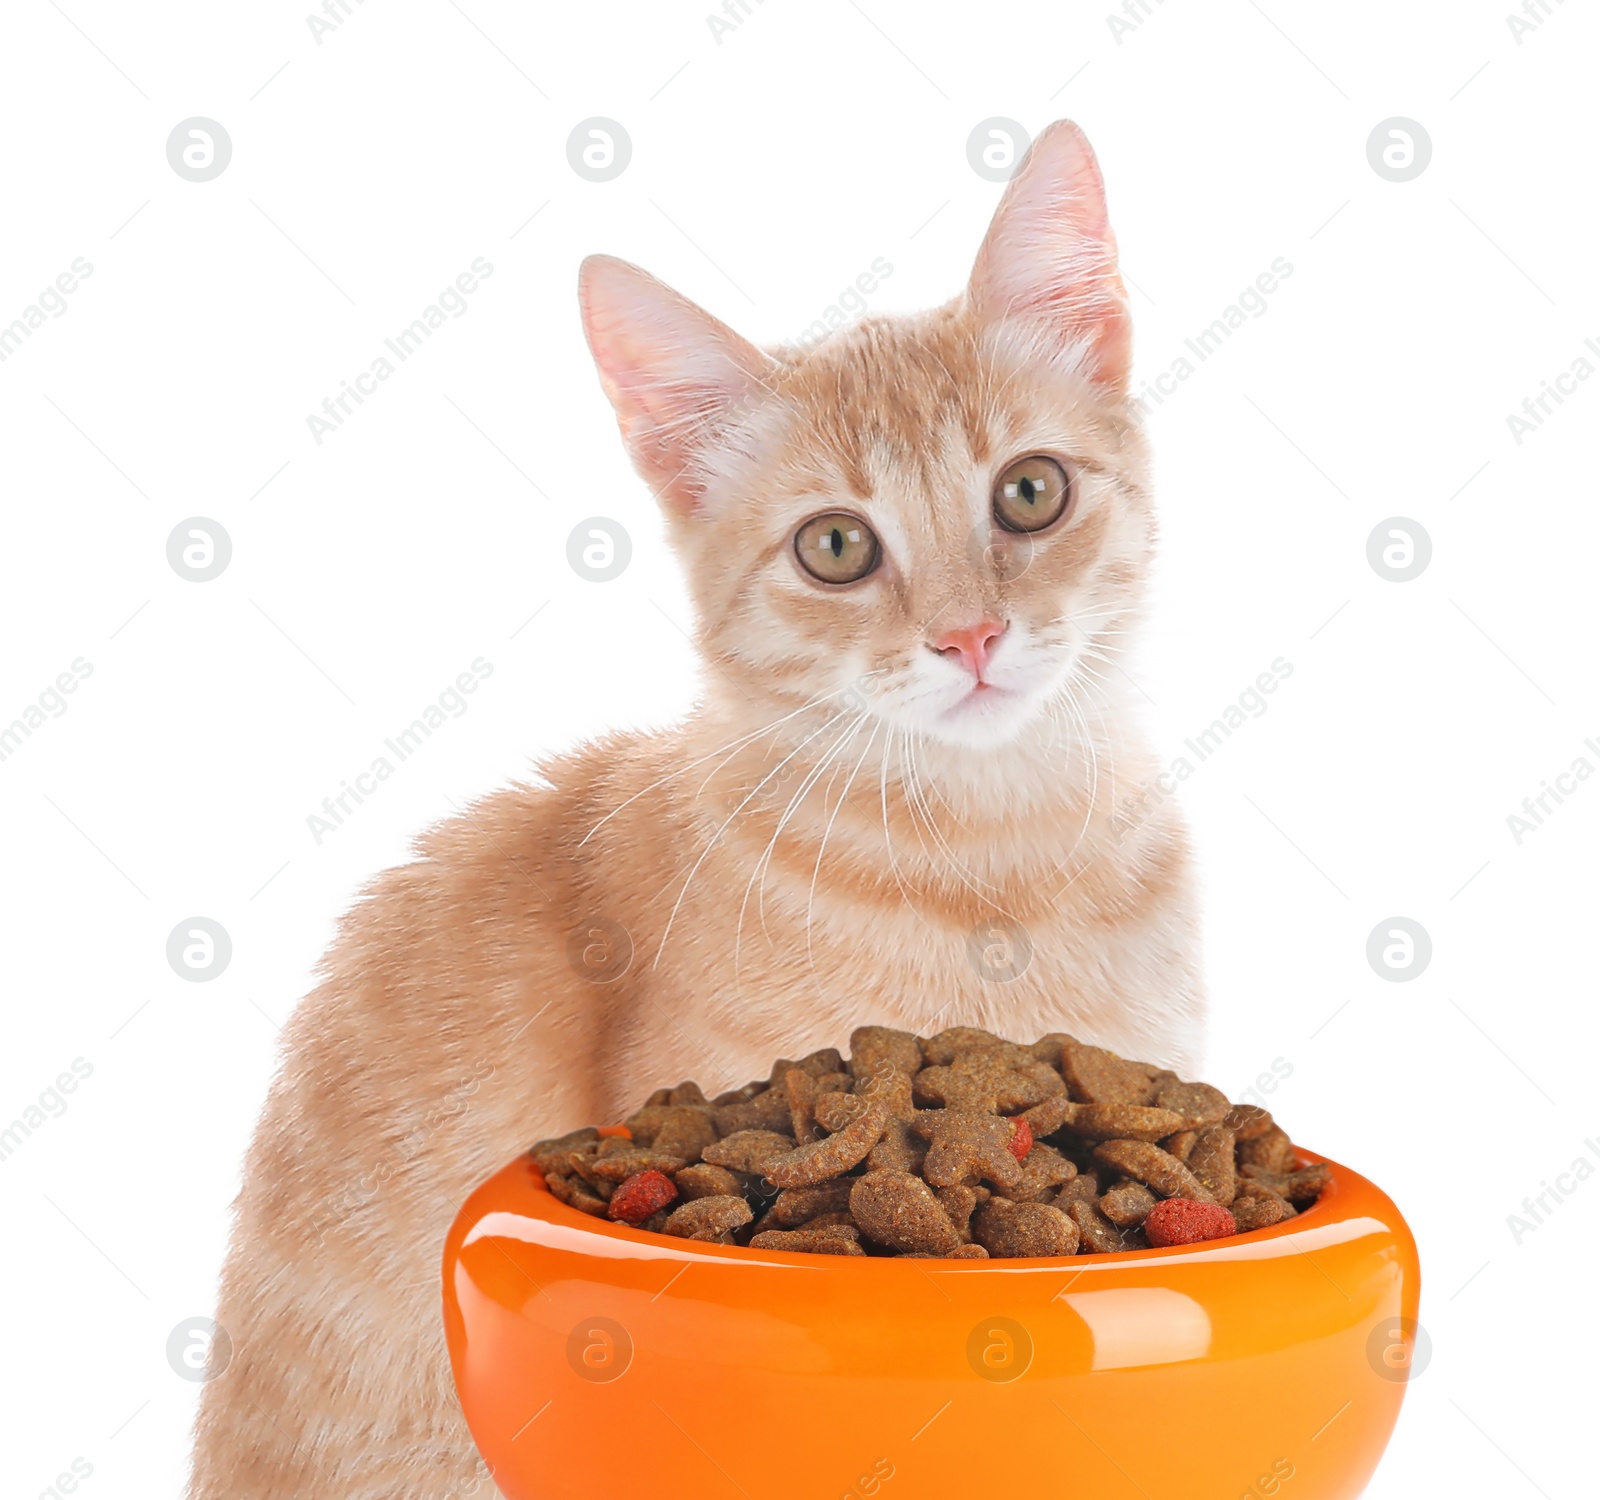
[578,689,837,848]
[877,728,923,917]
[654,709,850,970]
[754,714,867,941]
[901,729,1011,914]
[734,711,867,978]
[804,723,882,979]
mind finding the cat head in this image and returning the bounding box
[579,121,1152,753]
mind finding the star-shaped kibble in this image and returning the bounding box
[912,1108,1026,1192]
[913,1046,1065,1114]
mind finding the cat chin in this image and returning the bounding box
[913,685,1046,751]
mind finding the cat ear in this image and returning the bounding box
[579,255,776,514]
[966,121,1131,390]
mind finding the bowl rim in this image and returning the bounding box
[511,1144,1345,1270]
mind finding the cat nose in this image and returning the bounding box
[933,616,1006,679]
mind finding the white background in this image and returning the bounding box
[3,0,1596,1494]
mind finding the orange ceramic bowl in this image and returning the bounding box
[444,1149,1419,1500]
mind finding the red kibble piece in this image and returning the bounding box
[1143,1197,1237,1247]
[607,1169,678,1225]
[1007,1117,1033,1161]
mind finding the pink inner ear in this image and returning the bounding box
[967,121,1131,388]
[579,255,775,513]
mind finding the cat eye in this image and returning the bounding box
[992,454,1072,533]
[794,512,880,585]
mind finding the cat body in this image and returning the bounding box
[189,121,1206,1498]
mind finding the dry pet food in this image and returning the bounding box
[531,1027,1327,1259]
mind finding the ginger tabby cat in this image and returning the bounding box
[189,120,1205,1498]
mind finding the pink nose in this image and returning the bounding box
[933,617,1005,679]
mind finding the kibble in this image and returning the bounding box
[849,1171,963,1256]
[530,1024,1325,1258]
[661,1194,752,1242]
[972,1198,1079,1258]
[608,1169,678,1225]
[1144,1197,1238,1247]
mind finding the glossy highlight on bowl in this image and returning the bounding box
[443,1148,1420,1500]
